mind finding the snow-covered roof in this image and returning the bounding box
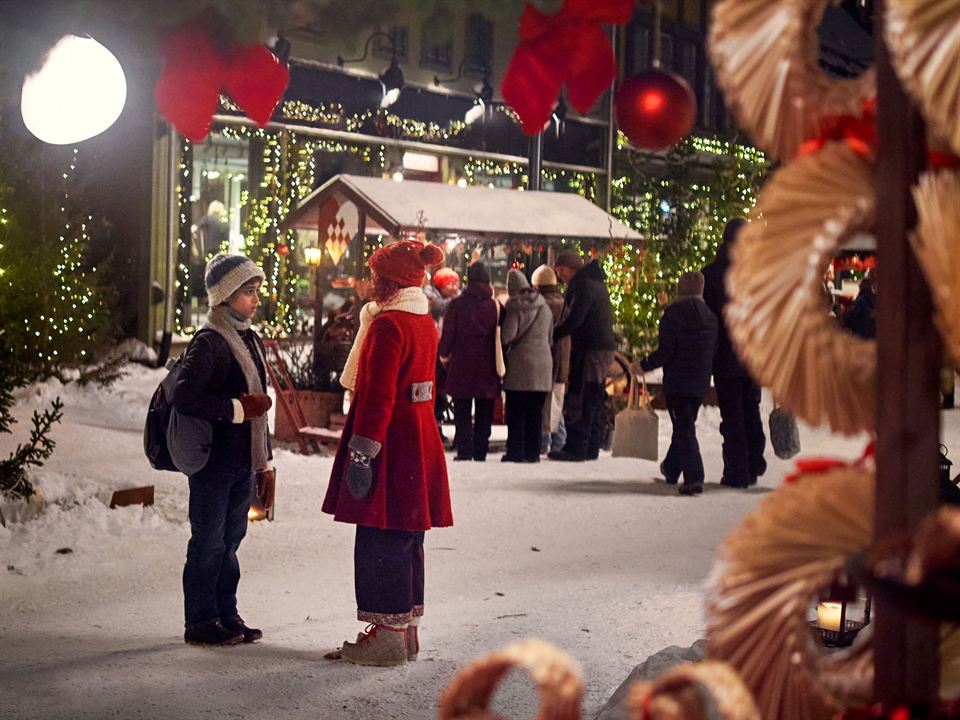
[281,174,643,244]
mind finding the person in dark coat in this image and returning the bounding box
[532,264,570,454]
[501,269,554,463]
[438,262,500,461]
[425,268,461,446]
[172,253,273,647]
[702,218,767,488]
[843,275,876,339]
[549,252,618,462]
[323,240,452,666]
[637,272,719,495]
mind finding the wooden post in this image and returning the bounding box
[873,0,941,704]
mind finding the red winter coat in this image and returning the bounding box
[323,311,453,531]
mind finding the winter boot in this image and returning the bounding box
[221,615,262,643]
[406,625,419,661]
[340,624,407,666]
[184,620,244,646]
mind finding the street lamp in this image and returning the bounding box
[337,32,405,109]
[811,576,871,647]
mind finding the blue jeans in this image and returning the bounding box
[183,464,254,627]
[541,414,567,454]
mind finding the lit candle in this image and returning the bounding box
[817,601,843,631]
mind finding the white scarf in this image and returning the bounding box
[340,287,429,391]
[204,305,270,472]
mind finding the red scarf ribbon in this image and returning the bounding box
[501,0,633,136]
[156,18,290,142]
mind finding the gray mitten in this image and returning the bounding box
[346,435,382,500]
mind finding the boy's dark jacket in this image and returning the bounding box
[172,329,270,471]
[640,297,719,398]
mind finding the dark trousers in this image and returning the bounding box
[453,397,495,460]
[662,395,705,486]
[562,381,608,459]
[505,390,547,461]
[715,377,767,486]
[354,526,425,625]
[183,464,254,627]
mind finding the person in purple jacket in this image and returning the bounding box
[438,262,501,461]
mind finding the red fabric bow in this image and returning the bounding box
[795,99,878,160]
[156,19,289,142]
[501,0,633,136]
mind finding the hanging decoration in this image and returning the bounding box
[155,16,289,142]
[438,638,583,720]
[615,70,697,151]
[725,141,876,435]
[628,661,761,720]
[885,0,960,156]
[20,35,127,145]
[317,195,359,266]
[909,169,960,370]
[501,0,633,135]
[707,0,875,161]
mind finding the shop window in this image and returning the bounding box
[631,25,651,73]
[682,0,704,29]
[420,9,454,71]
[374,26,408,61]
[659,32,674,71]
[660,0,679,20]
[464,14,493,75]
[679,40,697,89]
[702,64,715,129]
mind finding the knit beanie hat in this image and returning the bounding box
[432,267,460,291]
[507,269,530,297]
[205,253,266,307]
[554,250,584,271]
[369,240,444,288]
[531,264,557,287]
[467,261,490,285]
[677,271,705,298]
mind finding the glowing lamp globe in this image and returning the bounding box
[615,70,696,151]
[21,35,127,145]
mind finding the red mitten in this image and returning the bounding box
[239,393,272,419]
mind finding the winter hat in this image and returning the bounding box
[531,264,557,287]
[507,269,530,297]
[554,250,584,271]
[369,240,444,288]
[432,267,460,291]
[205,253,266,307]
[467,261,490,285]
[677,271,705,298]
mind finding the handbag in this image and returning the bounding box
[493,300,507,378]
[611,373,659,461]
[769,405,801,460]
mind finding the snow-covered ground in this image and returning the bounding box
[1,365,955,719]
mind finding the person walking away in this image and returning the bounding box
[702,218,767,488]
[532,264,570,454]
[323,241,453,666]
[438,262,501,461]
[636,272,718,495]
[500,269,554,463]
[172,253,273,646]
[842,275,876,339]
[549,251,618,462]
[425,268,461,446]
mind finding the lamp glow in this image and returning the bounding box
[21,35,127,145]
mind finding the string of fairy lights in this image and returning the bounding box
[176,96,765,348]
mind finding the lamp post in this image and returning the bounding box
[304,245,325,353]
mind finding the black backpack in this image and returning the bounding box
[143,354,186,472]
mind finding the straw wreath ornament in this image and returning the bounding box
[707,0,874,161]
[909,169,960,370]
[885,0,960,156]
[628,661,761,720]
[724,141,876,435]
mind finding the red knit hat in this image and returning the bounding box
[432,267,459,291]
[368,240,444,287]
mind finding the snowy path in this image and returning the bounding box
[1,366,948,720]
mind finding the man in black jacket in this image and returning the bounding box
[549,251,618,462]
[702,218,767,488]
[638,272,718,495]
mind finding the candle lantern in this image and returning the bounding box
[812,576,871,647]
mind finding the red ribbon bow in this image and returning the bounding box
[784,442,875,484]
[796,99,878,160]
[501,0,633,136]
[155,18,290,142]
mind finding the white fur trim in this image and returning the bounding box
[231,399,244,424]
[339,287,429,391]
[207,261,266,307]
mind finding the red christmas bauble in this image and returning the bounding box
[615,70,697,151]
[276,243,289,256]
